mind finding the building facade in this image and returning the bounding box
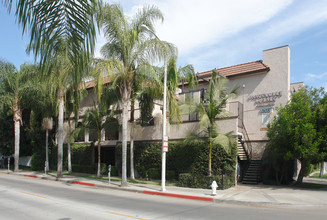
[66,45,302,183]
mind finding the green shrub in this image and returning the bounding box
[116,142,161,178]
[71,143,93,166]
[147,168,160,180]
[262,147,295,185]
[177,173,233,189]
[178,173,193,187]
[31,152,44,171]
[100,163,107,175]
[109,165,118,176]
[304,163,314,177]
[167,170,176,180]
[72,164,95,174]
[115,139,236,188]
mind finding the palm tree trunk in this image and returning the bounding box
[121,98,129,186]
[68,143,72,173]
[57,93,64,178]
[130,138,135,180]
[320,160,326,177]
[97,131,101,177]
[208,138,212,176]
[130,99,135,180]
[14,116,20,172]
[45,129,49,171]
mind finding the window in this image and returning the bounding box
[75,122,85,142]
[262,113,270,125]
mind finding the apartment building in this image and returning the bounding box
[66,45,300,183]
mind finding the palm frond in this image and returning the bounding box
[184,132,207,145]
[132,5,164,34]
[13,0,99,66]
[178,64,198,90]
[199,104,210,130]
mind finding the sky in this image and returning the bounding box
[1,0,327,89]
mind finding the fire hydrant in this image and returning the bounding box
[211,180,218,196]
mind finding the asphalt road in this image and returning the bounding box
[0,174,326,220]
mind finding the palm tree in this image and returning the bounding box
[3,0,99,177]
[65,88,84,174]
[166,57,198,124]
[39,77,57,172]
[131,60,196,179]
[80,63,120,177]
[0,60,42,171]
[98,3,177,186]
[178,64,198,93]
[184,70,238,176]
[44,38,88,177]
[42,117,53,172]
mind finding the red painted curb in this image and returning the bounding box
[71,181,95,187]
[24,174,38,178]
[143,190,213,202]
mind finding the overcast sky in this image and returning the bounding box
[1,0,327,89]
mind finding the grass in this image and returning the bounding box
[297,183,327,189]
[59,172,177,186]
[22,169,176,186]
[309,173,327,179]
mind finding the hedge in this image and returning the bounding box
[177,173,234,189]
[115,139,237,188]
[145,168,176,180]
[72,163,118,176]
[31,143,95,173]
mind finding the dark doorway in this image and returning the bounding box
[95,146,115,166]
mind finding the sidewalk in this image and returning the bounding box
[1,169,327,207]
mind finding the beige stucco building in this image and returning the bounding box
[67,45,302,183]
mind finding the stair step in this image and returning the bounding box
[242,181,258,185]
[247,168,263,171]
[242,160,263,184]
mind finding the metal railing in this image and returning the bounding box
[241,121,253,161]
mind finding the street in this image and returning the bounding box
[0,173,326,220]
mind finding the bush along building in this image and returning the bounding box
[64,45,300,187]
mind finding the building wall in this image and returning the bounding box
[227,46,290,158]
[67,46,291,161]
[228,46,290,141]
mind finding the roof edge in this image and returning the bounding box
[263,45,289,52]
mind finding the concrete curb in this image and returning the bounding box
[143,190,213,202]
[18,172,217,202]
[2,171,297,206]
[24,174,38,178]
[71,181,95,187]
[211,198,291,206]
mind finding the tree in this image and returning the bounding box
[267,87,322,184]
[178,64,198,94]
[166,57,198,124]
[128,58,193,179]
[98,3,177,186]
[42,117,53,172]
[64,88,84,174]
[0,60,42,171]
[38,76,57,172]
[3,0,99,177]
[44,38,89,177]
[0,105,14,156]
[80,63,120,177]
[316,89,327,176]
[183,70,238,176]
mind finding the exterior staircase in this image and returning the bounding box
[237,136,247,161]
[242,160,263,184]
[237,119,262,184]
